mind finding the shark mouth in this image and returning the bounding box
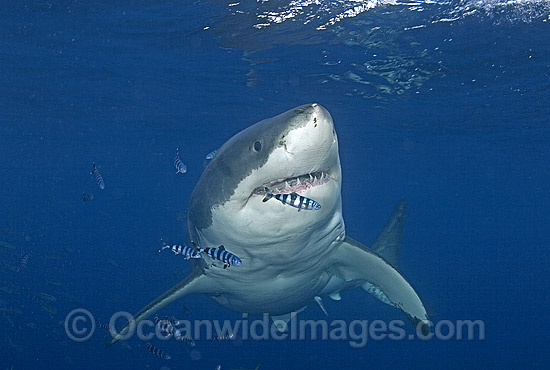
[253,171,331,196]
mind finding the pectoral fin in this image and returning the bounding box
[330,237,429,335]
[106,269,209,347]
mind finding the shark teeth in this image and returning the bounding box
[254,170,330,195]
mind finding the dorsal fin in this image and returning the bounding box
[218,245,225,251]
[371,199,406,267]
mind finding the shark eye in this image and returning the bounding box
[253,141,262,152]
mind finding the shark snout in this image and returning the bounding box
[285,104,336,154]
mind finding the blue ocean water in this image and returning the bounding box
[1,0,549,369]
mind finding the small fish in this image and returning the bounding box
[91,163,105,190]
[35,292,57,302]
[178,336,196,347]
[174,148,187,174]
[212,332,235,341]
[155,320,176,339]
[0,241,16,249]
[263,187,321,211]
[153,316,194,345]
[39,302,57,316]
[159,240,201,260]
[196,243,241,269]
[146,342,171,360]
[205,149,218,160]
[17,254,30,272]
[82,193,94,202]
[45,279,62,287]
[154,315,179,327]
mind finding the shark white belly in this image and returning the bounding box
[107,103,429,346]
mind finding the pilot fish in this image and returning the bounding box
[91,163,105,190]
[205,149,218,160]
[174,148,187,174]
[159,240,201,260]
[153,316,195,346]
[146,342,171,360]
[193,243,241,269]
[262,187,321,211]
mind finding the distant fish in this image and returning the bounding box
[174,148,187,174]
[263,187,321,211]
[39,302,57,316]
[17,254,30,272]
[34,292,57,302]
[0,241,16,250]
[195,243,241,269]
[82,193,94,202]
[153,316,195,346]
[46,279,62,287]
[154,315,178,327]
[178,336,196,347]
[159,240,201,260]
[146,342,171,360]
[205,149,218,160]
[90,163,105,190]
[154,317,178,339]
[212,332,235,341]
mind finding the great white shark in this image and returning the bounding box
[107,103,429,346]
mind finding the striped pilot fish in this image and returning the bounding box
[145,342,171,360]
[205,149,218,160]
[193,243,242,269]
[153,316,196,346]
[262,187,321,211]
[174,148,187,174]
[91,162,105,190]
[17,254,30,272]
[154,316,180,339]
[159,240,201,260]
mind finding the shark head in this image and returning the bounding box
[188,103,344,269]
